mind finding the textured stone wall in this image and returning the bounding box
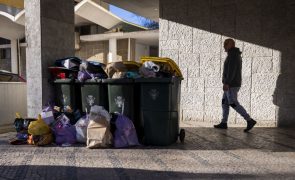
[159,0,295,127]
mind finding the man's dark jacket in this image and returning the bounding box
[222,47,242,87]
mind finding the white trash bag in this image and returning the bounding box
[75,115,90,143]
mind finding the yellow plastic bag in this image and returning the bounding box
[27,133,53,146]
[28,115,51,136]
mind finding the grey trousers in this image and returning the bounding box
[222,87,251,123]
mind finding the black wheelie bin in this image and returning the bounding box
[135,57,185,146]
[54,78,82,113]
[103,61,141,133]
[79,79,109,113]
[78,61,109,113]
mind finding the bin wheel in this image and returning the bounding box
[142,136,146,145]
[179,129,185,143]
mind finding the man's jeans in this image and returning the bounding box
[222,87,251,123]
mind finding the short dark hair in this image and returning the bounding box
[224,38,235,47]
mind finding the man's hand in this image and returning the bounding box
[223,84,230,91]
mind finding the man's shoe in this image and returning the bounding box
[244,119,257,132]
[214,123,228,129]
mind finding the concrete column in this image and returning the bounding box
[25,0,74,117]
[108,38,117,63]
[10,39,18,74]
[128,38,131,61]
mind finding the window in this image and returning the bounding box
[0,48,11,59]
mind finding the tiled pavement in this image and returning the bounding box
[0,126,295,180]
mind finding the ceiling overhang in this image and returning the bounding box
[75,0,146,29]
[80,29,159,46]
[0,0,149,39]
[75,0,122,29]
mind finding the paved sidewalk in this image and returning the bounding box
[0,126,295,180]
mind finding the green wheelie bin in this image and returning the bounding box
[136,57,185,146]
[79,79,109,113]
[54,79,82,112]
[103,78,136,121]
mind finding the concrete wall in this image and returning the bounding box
[159,0,295,127]
[135,43,150,62]
[75,41,109,64]
[0,83,27,126]
[117,39,135,61]
[76,39,136,63]
[149,46,159,57]
[25,0,75,117]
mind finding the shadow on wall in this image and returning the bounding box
[159,0,295,127]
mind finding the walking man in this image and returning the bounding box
[214,38,256,132]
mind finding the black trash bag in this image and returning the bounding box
[55,57,82,71]
[11,114,36,145]
[14,117,25,133]
[77,61,108,82]
[83,61,108,78]
[14,114,36,133]
[64,109,84,125]
[87,61,106,73]
[156,71,172,78]
[110,113,119,135]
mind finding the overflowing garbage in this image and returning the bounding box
[78,60,108,82]
[9,56,185,148]
[11,106,138,148]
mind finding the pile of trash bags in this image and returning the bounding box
[105,61,175,79]
[48,57,108,82]
[10,105,140,148]
[9,56,180,148]
[48,56,177,81]
[78,60,108,82]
